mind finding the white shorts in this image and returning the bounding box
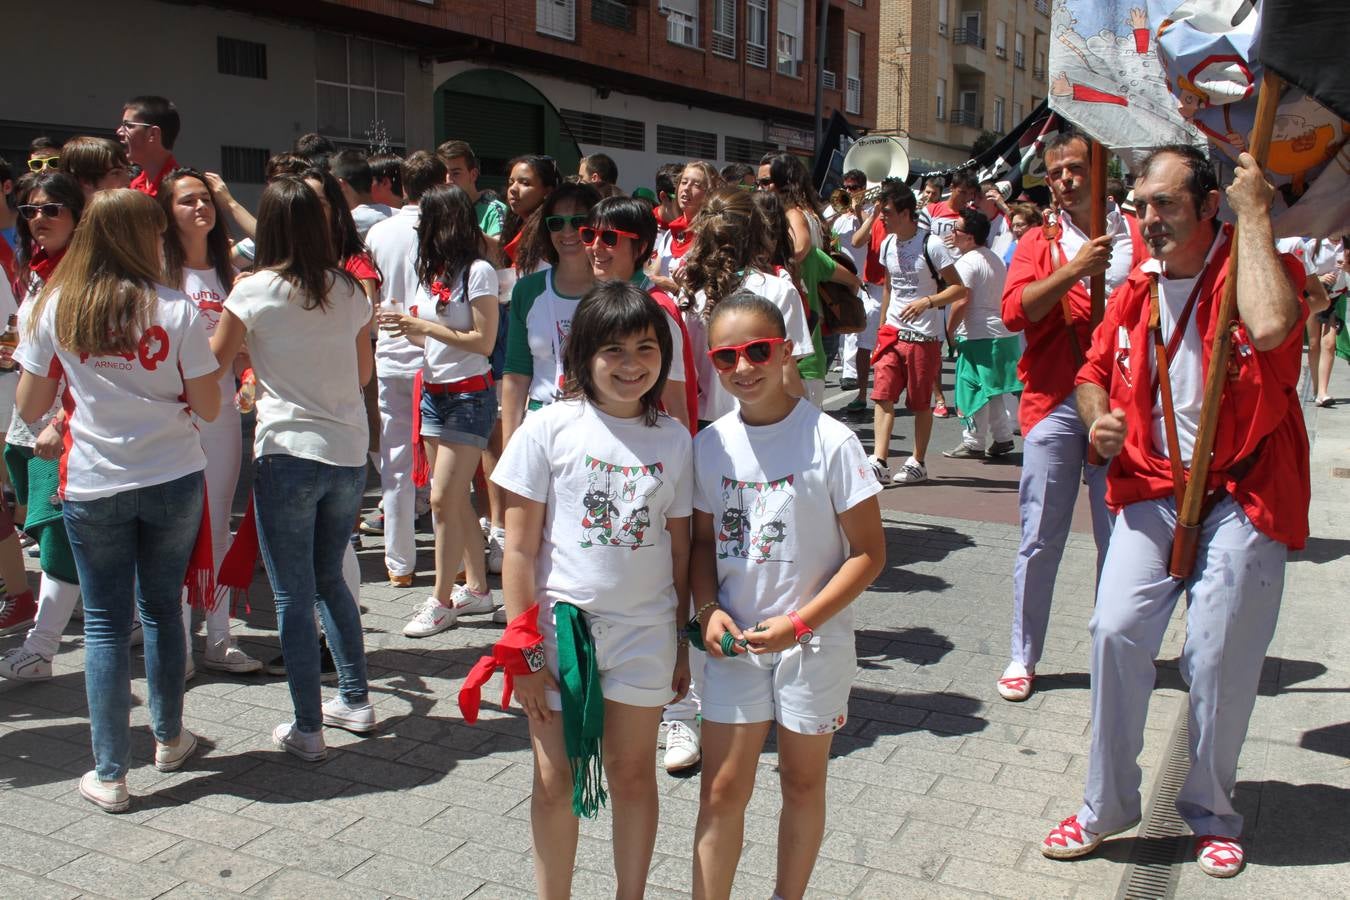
[541,608,677,711]
[701,638,854,735]
[855,284,884,352]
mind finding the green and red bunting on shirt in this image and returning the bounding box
[584,456,664,476]
[720,475,794,491]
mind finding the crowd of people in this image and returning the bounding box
[0,92,1344,897]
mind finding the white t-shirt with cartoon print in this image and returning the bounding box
[491,398,694,625]
[693,399,881,641]
[412,259,497,384]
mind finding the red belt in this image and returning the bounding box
[423,373,494,394]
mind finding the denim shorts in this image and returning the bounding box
[420,386,498,448]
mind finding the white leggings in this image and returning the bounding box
[182,413,242,656]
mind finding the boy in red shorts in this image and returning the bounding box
[868,182,967,484]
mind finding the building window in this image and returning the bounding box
[1014,32,1025,69]
[994,96,1005,132]
[592,0,635,31]
[846,30,863,115]
[218,37,267,79]
[665,0,700,48]
[220,146,268,184]
[747,0,769,66]
[995,21,1007,58]
[560,109,646,151]
[724,135,777,163]
[712,0,736,57]
[1034,51,1046,81]
[657,124,717,158]
[776,0,802,76]
[937,0,948,36]
[537,0,577,40]
[316,33,406,149]
[1013,101,1024,125]
[936,77,946,121]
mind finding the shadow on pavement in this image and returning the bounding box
[1298,722,1350,759]
[855,627,955,669]
[873,519,976,595]
[1292,535,1350,565]
[1240,780,1350,867]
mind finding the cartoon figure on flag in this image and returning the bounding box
[1151,0,1350,237]
[1049,1,1199,164]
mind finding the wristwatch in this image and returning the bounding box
[786,611,814,645]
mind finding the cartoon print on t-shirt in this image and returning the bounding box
[189,287,225,332]
[717,475,795,564]
[579,456,664,550]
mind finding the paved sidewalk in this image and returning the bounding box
[0,366,1341,897]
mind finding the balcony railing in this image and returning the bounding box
[952,28,985,49]
[1035,0,1050,15]
[950,108,981,128]
[1033,65,1046,81]
[1014,51,1025,69]
[823,70,838,90]
[995,46,1007,59]
[846,76,862,114]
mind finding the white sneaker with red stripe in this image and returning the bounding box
[1195,835,1244,877]
[1042,814,1138,859]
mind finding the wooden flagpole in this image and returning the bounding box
[1168,70,1285,579]
[1088,140,1108,327]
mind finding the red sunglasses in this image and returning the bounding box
[579,226,638,248]
[707,337,786,371]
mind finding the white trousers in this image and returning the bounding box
[1076,495,1285,838]
[183,411,242,656]
[961,395,1015,449]
[378,374,417,577]
[24,573,81,660]
[1011,399,1112,668]
[841,285,884,380]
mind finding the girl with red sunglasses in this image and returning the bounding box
[689,291,884,899]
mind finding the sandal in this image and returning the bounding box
[997,674,1034,701]
[1196,835,1244,878]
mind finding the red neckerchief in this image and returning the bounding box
[667,214,693,259]
[29,247,65,285]
[653,206,673,229]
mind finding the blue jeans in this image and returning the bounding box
[253,454,369,732]
[63,471,204,781]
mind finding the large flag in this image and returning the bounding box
[1151,0,1350,238]
[1047,1,1201,168]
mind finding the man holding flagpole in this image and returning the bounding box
[995,129,1131,703]
[1042,144,1308,878]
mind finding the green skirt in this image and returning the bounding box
[4,443,79,584]
[955,336,1023,423]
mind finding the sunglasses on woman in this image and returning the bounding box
[707,337,786,371]
[17,203,66,220]
[545,214,588,233]
[28,156,59,173]
[579,226,638,248]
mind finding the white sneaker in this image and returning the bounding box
[0,647,52,681]
[478,516,491,540]
[79,771,130,812]
[868,457,891,484]
[451,584,495,616]
[491,606,508,625]
[663,719,701,772]
[154,728,198,772]
[203,643,264,674]
[891,456,928,485]
[657,719,670,749]
[272,722,326,762]
[322,695,377,734]
[486,531,505,575]
[129,619,144,647]
[403,597,456,637]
